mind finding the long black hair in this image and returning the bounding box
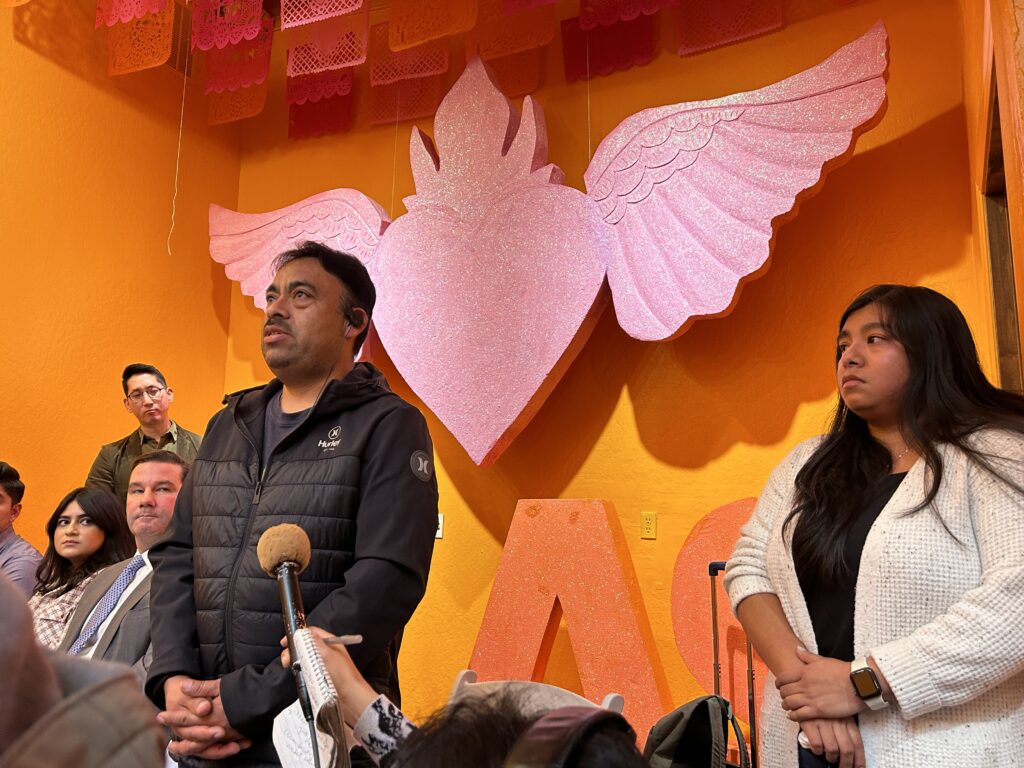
[785,284,1024,583]
[34,487,134,596]
[392,690,644,768]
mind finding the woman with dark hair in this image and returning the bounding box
[28,486,134,649]
[726,285,1024,768]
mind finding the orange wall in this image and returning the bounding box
[0,0,240,550]
[224,0,997,721]
[956,0,992,319]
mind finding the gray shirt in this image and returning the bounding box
[262,390,310,467]
[0,527,41,598]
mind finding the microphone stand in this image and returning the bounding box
[276,560,320,768]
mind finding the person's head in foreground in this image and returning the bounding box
[392,691,644,768]
[0,572,165,766]
[287,627,645,768]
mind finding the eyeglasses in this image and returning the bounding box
[127,386,166,403]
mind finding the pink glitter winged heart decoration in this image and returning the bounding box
[211,23,889,465]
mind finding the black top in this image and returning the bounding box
[262,390,310,466]
[795,472,906,661]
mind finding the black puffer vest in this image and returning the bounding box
[149,364,439,766]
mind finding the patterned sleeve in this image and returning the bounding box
[28,575,96,650]
[353,694,416,766]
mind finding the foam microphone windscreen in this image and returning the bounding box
[257,524,312,576]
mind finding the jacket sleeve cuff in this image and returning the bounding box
[219,662,295,737]
[144,671,172,709]
[144,648,201,708]
[354,695,415,766]
[870,637,943,719]
[726,575,776,613]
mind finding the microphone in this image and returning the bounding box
[257,524,315,728]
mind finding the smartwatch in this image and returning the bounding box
[850,658,888,710]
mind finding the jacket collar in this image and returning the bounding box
[225,363,392,416]
[132,421,179,449]
[225,363,393,453]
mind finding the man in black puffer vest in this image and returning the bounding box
[146,242,439,767]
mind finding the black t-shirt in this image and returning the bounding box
[795,472,906,661]
[262,390,310,466]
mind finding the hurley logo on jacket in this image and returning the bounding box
[319,426,342,452]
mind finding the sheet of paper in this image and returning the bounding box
[273,700,336,768]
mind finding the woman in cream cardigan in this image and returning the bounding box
[726,285,1024,768]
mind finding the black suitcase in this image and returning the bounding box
[709,561,758,768]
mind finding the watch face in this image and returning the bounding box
[852,668,881,698]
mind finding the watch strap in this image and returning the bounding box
[850,658,889,711]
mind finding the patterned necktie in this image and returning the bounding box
[68,554,146,655]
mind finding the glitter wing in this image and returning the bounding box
[584,22,889,341]
[209,189,390,308]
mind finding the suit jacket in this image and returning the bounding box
[59,558,153,685]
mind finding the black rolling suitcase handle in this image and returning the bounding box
[709,561,758,768]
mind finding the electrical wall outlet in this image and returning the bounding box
[640,511,657,540]
[436,513,445,539]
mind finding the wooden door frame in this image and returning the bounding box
[987,0,1024,373]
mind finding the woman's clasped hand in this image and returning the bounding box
[778,647,870,721]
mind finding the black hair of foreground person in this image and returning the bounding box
[785,284,1024,583]
[34,486,134,595]
[389,690,646,768]
[279,627,644,768]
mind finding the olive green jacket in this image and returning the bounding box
[85,422,202,504]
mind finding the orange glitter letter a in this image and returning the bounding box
[470,499,670,739]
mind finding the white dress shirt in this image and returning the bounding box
[79,550,152,660]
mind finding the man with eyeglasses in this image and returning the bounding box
[86,363,202,506]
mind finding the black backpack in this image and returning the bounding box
[643,695,750,768]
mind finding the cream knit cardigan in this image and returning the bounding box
[725,430,1024,768]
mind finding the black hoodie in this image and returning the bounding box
[146,364,438,766]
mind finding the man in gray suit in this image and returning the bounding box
[60,450,188,682]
